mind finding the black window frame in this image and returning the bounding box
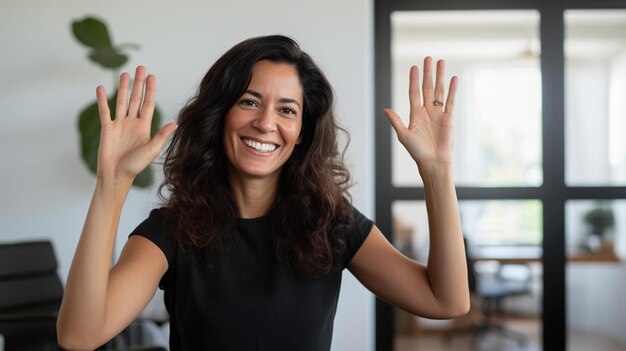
[374,1,626,350]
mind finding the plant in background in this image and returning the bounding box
[71,16,162,188]
[583,202,615,237]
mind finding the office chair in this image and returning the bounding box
[0,241,63,350]
[0,240,167,351]
[443,238,532,348]
[474,262,531,345]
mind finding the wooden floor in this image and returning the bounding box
[395,318,626,351]
[395,317,538,351]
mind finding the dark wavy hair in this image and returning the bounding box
[157,35,353,279]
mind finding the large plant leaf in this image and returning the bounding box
[71,17,112,49]
[77,90,163,189]
[88,47,128,69]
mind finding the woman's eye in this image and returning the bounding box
[240,99,258,107]
[280,107,296,115]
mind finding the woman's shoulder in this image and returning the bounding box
[128,207,176,263]
[345,204,374,233]
[336,204,374,268]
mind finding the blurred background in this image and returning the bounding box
[383,5,626,351]
[2,1,626,351]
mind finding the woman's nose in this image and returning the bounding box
[252,107,277,133]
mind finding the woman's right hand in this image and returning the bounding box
[96,66,178,183]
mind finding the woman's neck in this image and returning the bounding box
[228,171,280,219]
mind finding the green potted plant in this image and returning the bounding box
[583,203,615,252]
[584,204,615,237]
[71,16,163,188]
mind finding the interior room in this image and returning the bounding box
[380,4,626,351]
[0,1,374,350]
[1,1,625,351]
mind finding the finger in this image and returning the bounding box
[96,86,111,126]
[115,72,130,120]
[422,56,434,106]
[147,122,178,158]
[127,66,146,118]
[434,59,446,107]
[383,108,406,136]
[444,76,459,115]
[139,74,156,121]
[408,65,421,109]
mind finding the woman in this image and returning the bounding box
[57,35,469,350]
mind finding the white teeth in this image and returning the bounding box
[243,138,277,152]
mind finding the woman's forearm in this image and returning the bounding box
[420,164,470,314]
[57,177,133,347]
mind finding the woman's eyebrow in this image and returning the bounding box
[245,89,301,109]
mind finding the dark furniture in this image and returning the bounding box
[0,240,167,351]
[444,238,532,348]
[471,262,531,346]
[0,240,63,350]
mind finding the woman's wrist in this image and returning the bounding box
[95,176,134,199]
[417,160,454,183]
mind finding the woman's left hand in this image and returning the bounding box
[384,57,458,170]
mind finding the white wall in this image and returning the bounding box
[0,1,375,350]
[567,263,626,345]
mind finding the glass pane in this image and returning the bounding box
[391,10,542,187]
[566,200,626,350]
[565,10,626,186]
[393,200,542,351]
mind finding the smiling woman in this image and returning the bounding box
[223,61,304,198]
[157,36,354,282]
[56,35,469,351]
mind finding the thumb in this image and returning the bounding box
[384,108,406,136]
[148,122,178,157]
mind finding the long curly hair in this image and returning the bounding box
[157,35,353,279]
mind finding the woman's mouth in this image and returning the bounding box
[242,138,278,153]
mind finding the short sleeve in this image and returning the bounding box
[128,207,174,290]
[341,206,375,269]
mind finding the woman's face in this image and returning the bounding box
[223,60,303,181]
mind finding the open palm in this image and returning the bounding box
[96,66,178,182]
[384,57,458,169]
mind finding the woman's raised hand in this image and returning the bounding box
[95,66,178,183]
[384,57,458,171]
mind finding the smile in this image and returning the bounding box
[242,138,278,153]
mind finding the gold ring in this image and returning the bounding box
[433,100,444,106]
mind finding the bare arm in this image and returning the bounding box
[349,57,469,318]
[57,66,177,349]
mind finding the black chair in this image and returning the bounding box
[444,238,532,348]
[472,263,531,345]
[0,240,63,350]
[0,240,167,351]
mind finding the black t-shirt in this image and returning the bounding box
[128,206,374,351]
